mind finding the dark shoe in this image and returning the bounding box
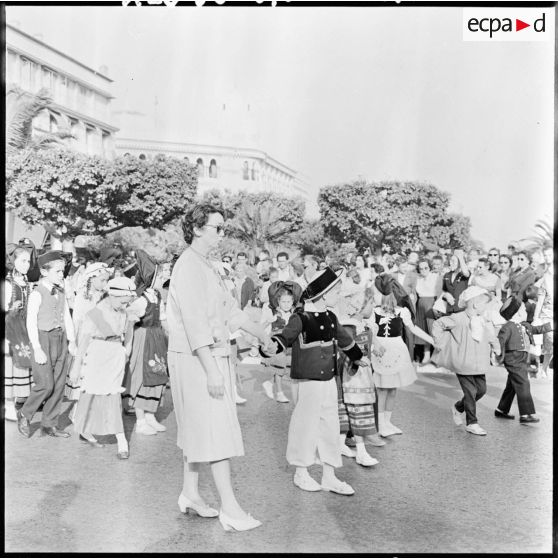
[17,411,31,438]
[520,415,540,424]
[124,408,136,416]
[494,409,515,420]
[117,450,130,460]
[41,426,71,438]
[79,434,105,448]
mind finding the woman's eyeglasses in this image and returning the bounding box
[205,224,225,235]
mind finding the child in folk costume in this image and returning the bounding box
[70,277,137,457]
[4,244,36,421]
[431,286,500,436]
[369,274,435,437]
[494,296,552,424]
[64,262,113,401]
[17,251,76,439]
[124,250,170,435]
[337,318,381,467]
[259,280,302,403]
[265,267,369,495]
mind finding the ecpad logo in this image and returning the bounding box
[463,8,553,41]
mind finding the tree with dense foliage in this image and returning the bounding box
[6,151,198,242]
[285,219,343,260]
[200,189,305,253]
[319,180,472,254]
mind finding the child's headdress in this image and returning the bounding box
[268,280,302,310]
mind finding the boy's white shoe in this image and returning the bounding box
[451,405,464,426]
[262,381,274,400]
[293,471,322,492]
[275,391,289,403]
[466,423,487,436]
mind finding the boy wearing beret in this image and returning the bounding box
[431,286,500,436]
[494,296,552,424]
[265,267,369,495]
[17,251,76,438]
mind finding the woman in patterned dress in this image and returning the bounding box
[4,247,34,421]
[369,274,435,437]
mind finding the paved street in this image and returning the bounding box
[5,363,553,553]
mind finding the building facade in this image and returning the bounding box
[6,23,119,245]
[6,23,118,159]
[115,137,311,203]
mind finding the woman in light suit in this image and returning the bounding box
[167,203,272,532]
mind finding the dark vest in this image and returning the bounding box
[36,283,65,331]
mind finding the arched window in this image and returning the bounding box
[209,159,218,178]
[242,160,249,180]
[197,157,204,177]
[123,152,131,157]
[139,153,146,160]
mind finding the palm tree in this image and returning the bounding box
[520,217,554,251]
[226,198,300,253]
[6,85,72,158]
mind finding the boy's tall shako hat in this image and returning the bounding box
[300,266,344,302]
[500,295,522,321]
[134,249,159,296]
[107,277,137,297]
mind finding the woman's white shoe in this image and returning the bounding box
[178,493,218,517]
[218,510,262,531]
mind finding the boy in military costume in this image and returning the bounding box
[265,267,369,495]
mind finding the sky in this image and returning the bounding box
[5,4,554,249]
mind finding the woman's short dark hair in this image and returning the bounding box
[181,203,224,244]
[499,254,512,265]
[371,263,385,274]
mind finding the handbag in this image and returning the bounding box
[342,362,375,404]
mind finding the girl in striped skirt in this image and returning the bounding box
[124,250,170,435]
[337,320,383,467]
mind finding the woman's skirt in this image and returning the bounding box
[72,393,124,435]
[370,336,417,388]
[415,296,435,345]
[168,352,244,463]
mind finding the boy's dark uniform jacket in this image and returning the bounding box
[270,308,363,381]
[498,320,552,367]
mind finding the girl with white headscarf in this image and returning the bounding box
[70,277,136,458]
